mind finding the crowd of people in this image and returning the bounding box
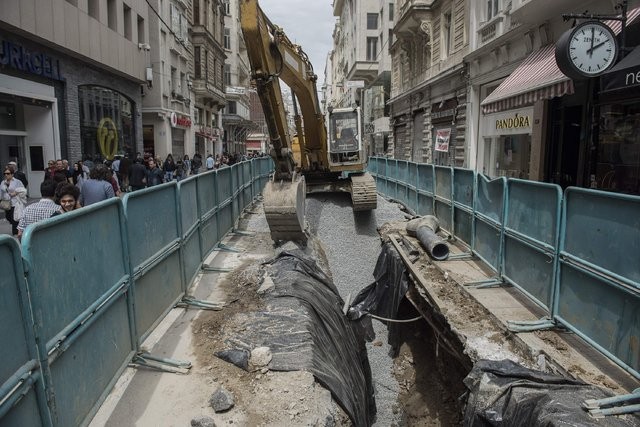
[1,151,268,240]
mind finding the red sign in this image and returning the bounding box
[434,128,451,152]
[176,116,192,127]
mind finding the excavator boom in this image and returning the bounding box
[240,0,376,241]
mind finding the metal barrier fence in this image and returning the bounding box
[368,157,640,380]
[0,157,272,426]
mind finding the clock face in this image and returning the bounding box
[568,22,617,76]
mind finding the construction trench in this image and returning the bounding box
[91,193,640,427]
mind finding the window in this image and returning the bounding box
[367,13,378,30]
[180,72,186,95]
[88,0,99,19]
[78,86,135,160]
[194,47,201,78]
[123,3,132,40]
[205,50,209,80]
[194,0,200,24]
[442,11,453,58]
[107,0,117,31]
[366,37,377,61]
[224,64,231,86]
[224,28,231,49]
[389,3,394,21]
[137,15,145,43]
[171,67,177,92]
[388,29,393,52]
[487,0,500,21]
[65,0,78,6]
[224,0,230,15]
[227,101,237,114]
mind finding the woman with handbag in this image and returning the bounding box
[0,166,25,236]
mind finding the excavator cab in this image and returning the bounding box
[328,107,363,165]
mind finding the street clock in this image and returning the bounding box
[555,21,619,79]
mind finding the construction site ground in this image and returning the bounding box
[89,194,638,427]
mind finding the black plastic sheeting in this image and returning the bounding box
[348,242,410,354]
[464,359,640,426]
[215,249,375,426]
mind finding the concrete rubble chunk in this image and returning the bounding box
[191,415,216,427]
[249,346,272,370]
[209,386,235,413]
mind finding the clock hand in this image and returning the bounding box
[587,41,607,55]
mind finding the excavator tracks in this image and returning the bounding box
[350,173,378,211]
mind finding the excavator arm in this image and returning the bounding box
[240,0,327,175]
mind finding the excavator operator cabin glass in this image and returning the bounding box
[329,111,359,153]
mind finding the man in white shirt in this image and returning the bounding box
[206,154,215,170]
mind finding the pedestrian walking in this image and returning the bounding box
[146,158,164,187]
[1,166,26,236]
[129,158,147,191]
[51,183,81,216]
[163,154,176,182]
[80,164,115,206]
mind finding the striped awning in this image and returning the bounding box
[481,44,574,114]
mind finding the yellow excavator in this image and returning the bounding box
[240,0,377,241]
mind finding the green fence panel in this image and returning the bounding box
[197,171,219,257]
[453,168,475,245]
[0,236,49,427]
[123,183,183,343]
[178,175,202,289]
[416,163,434,216]
[473,174,506,273]
[502,179,561,310]
[21,199,135,427]
[216,167,234,238]
[434,166,453,233]
[555,188,640,379]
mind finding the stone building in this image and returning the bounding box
[221,0,253,155]
[1,0,149,196]
[191,0,226,157]
[142,0,194,160]
[389,0,470,166]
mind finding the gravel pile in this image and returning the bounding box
[306,192,407,427]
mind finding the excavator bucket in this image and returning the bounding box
[263,177,307,242]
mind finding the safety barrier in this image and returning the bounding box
[368,157,640,380]
[0,157,273,426]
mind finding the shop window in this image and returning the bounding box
[0,102,17,130]
[78,86,135,161]
[597,103,640,194]
[485,134,531,179]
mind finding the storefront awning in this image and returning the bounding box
[481,44,574,114]
[601,45,640,93]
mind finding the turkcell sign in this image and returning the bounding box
[0,38,65,81]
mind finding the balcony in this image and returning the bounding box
[346,61,379,83]
[396,0,435,35]
[477,14,504,47]
[192,79,225,107]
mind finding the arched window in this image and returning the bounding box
[78,85,135,161]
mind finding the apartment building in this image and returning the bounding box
[221,0,253,155]
[389,0,470,166]
[142,0,193,159]
[1,0,149,196]
[191,0,226,157]
[327,0,393,155]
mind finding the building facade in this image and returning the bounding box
[1,0,149,196]
[221,0,253,155]
[389,0,470,166]
[466,0,640,194]
[327,0,393,156]
[142,0,194,161]
[191,0,226,157]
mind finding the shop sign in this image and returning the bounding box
[482,107,534,137]
[0,38,64,81]
[225,86,245,95]
[170,112,191,127]
[496,114,530,130]
[434,128,451,152]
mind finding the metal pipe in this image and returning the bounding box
[416,226,450,261]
